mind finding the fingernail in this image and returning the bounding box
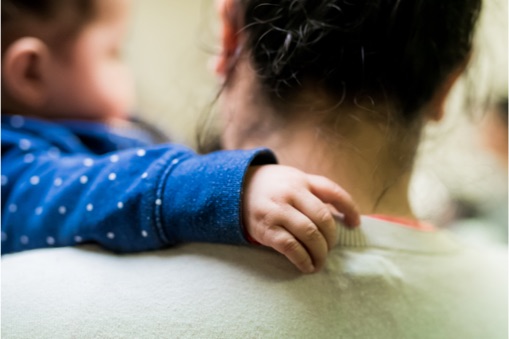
[306,265,315,273]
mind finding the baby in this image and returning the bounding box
[1,0,360,273]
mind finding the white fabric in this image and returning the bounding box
[2,216,507,339]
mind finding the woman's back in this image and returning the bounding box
[3,217,506,338]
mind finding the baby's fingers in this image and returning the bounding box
[262,225,315,274]
[292,192,338,251]
[307,175,361,228]
[280,208,331,271]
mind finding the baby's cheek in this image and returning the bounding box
[97,64,136,118]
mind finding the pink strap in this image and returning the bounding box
[369,214,436,232]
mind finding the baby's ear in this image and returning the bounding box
[2,37,51,109]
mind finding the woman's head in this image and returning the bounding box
[216,0,481,128]
[214,0,483,216]
[1,0,135,121]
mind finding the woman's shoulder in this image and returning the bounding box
[2,239,506,339]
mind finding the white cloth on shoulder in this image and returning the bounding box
[2,216,507,339]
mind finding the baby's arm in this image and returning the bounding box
[2,126,276,254]
[243,166,360,273]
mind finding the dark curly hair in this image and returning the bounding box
[236,0,482,123]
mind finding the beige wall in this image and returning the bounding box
[125,0,218,144]
[125,0,508,223]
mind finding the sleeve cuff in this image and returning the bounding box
[159,148,277,245]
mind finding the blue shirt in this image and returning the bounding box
[1,115,276,254]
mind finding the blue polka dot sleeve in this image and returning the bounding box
[1,115,276,255]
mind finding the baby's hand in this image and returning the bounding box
[243,165,360,274]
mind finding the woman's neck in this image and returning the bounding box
[229,119,416,218]
[219,64,419,218]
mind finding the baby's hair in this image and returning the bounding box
[235,0,482,124]
[2,0,91,21]
[2,0,96,54]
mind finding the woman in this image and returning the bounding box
[2,0,507,338]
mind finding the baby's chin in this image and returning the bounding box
[76,104,134,124]
[48,109,131,124]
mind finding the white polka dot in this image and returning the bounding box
[2,232,7,242]
[10,115,25,128]
[172,159,179,165]
[46,236,55,245]
[30,176,40,185]
[19,139,31,151]
[1,175,8,186]
[74,235,83,243]
[83,158,94,167]
[117,202,124,209]
[141,230,148,238]
[58,206,67,215]
[136,149,146,157]
[107,232,115,239]
[20,235,29,245]
[80,175,89,184]
[48,147,60,158]
[86,203,94,212]
[35,207,43,215]
[108,173,117,181]
[8,204,17,213]
[24,153,35,163]
[54,177,63,186]
[141,172,148,179]
[110,154,119,163]
[155,199,162,206]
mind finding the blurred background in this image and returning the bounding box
[124,0,508,245]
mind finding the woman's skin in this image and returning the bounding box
[215,7,463,222]
[219,63,414,219]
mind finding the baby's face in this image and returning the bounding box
[46,0,134,121]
